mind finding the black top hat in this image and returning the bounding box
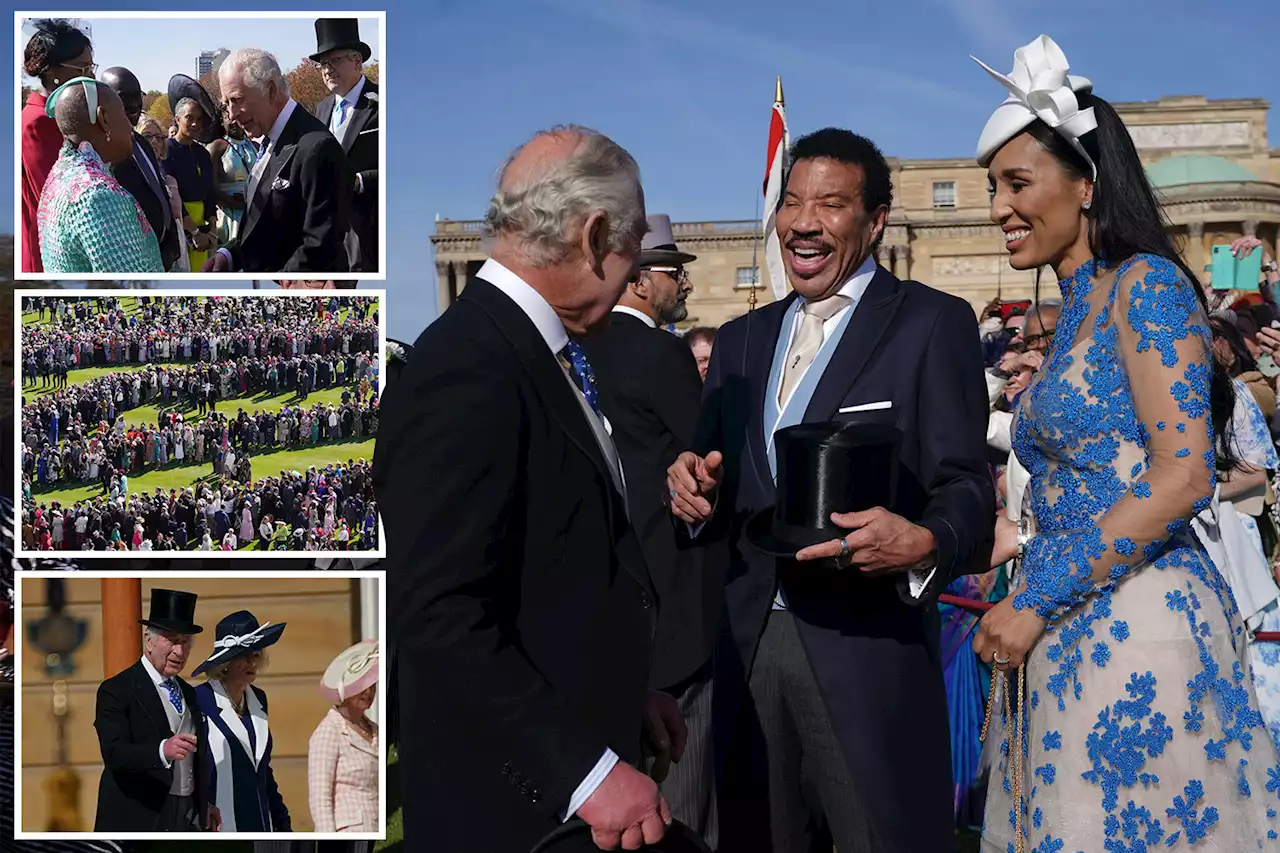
[166,74,224,144]
[191,610,286,677]
[638,214,697,267]
[530,819,712,853]
[139,589,203,635]
[311,19,372,63]
[745,422,903,558]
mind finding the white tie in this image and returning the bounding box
[779,295,850,405]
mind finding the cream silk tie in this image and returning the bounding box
[779,295,850,405]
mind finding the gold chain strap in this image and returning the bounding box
[980,664,1027,853]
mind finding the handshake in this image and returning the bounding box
[576,689,687,850]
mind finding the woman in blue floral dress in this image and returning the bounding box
[970,36,1280,851]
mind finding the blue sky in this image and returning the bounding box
[6,0,1277,341]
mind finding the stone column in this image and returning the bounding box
[1186,222,1206,280]
[892,245,911,280]
[452,260,471,298]
[1244,220,1259,238]
[436,261,452,313]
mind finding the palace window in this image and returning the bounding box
[735,266,760,288]
[932,181,957,209]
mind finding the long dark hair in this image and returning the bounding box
[1207,315,1258,377]
[1025,93,1240,471]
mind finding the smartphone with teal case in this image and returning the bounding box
[1211,244,1263,291]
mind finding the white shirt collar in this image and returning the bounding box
[611,305,657,329]
[795,253,879,308]
[477,258,568,354]
[337,75,366,108]
[264,98,299,148]
[140,654,167,687]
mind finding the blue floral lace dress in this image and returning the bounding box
[981,254,1280,852]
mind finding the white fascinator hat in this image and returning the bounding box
[972,35,1098,180]
[320,638,378,703]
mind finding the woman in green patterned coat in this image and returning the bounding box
[36,77,163,274]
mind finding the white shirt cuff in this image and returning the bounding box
[159,740,171,769]
[215,247,234,269]
[562,748,619,822]
[909,567,937,599]
[354,173,363,194]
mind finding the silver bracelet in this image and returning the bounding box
[1016,515,1031,561]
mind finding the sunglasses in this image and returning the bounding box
[642,266,689,285]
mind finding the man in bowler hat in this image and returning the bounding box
[578,214,718,846]
[668,129,993,852]
[311,18,379,272]
[93,589,217,831]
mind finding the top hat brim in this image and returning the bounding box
[166,74,224,144]
[191,622,285,677]
[640,248,697,267]
[139,617,203,635]
[309,41,372,63]
[743,506,841,559]
[531,818,711,853]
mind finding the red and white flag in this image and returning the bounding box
[763,77,790,301]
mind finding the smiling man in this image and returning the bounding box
[666,128,993,852]
[93,589,217,832]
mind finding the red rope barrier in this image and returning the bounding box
[938,594,1280,641]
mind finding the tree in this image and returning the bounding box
[285,59,329,111]
[147,95,172,128]
[142,91,161,114]
[365,62,379,85]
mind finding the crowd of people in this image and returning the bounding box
[376,34,1280,853]
[19,295,380,554]
[19,16,379,274]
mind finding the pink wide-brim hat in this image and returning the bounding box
[320,638,379,703]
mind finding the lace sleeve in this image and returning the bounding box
[1013,256,1216,620]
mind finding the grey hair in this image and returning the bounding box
[483,125,645,267]
[1022,298,1063,333]
[173,97,202,118]
[222,48,289,98]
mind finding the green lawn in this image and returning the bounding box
[27,437,375,507]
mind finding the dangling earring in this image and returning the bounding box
[105,131,112,142]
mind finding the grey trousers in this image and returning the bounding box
[719,609,876,853]
[654,662,718,850]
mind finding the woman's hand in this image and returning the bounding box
[972,596,1046,670]
[990,514,1018,569]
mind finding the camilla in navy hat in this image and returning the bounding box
[192,610,291,833]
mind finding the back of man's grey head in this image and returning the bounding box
[483,125,644,267]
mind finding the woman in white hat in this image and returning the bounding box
[307,639,378,847]
[969,35,1279,851]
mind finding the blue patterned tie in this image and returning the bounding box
[162,678,183,714]
[559,340,601,416]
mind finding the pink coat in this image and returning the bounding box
[307,708,378,832]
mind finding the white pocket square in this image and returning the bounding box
[358,128,378,135]
[270,177,291,191]
[838,401,892,413]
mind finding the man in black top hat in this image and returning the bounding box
[668,129,992,853]
[101,66,181,272]
[578,214,716,847]
[205,48,350,274]
[311,18,378,272]
[93,589,216,832]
